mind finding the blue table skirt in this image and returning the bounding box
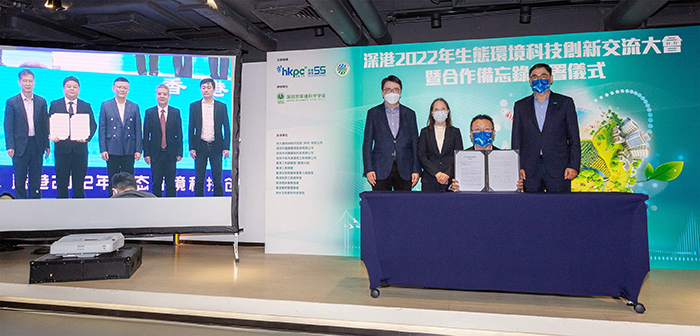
[360,191,650,302]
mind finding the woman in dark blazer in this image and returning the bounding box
[417,98,463,192]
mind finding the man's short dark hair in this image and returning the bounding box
[113,77,129,85]
[529,63,552,77]
[200,78,216,90]
[63,76,80,87]
[470,114,494,130]
[18,69,34,79]
[381,75,402,90]
[111,172,137,191]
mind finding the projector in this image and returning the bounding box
[50,233,125,257]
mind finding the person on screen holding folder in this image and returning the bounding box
[144,84,183,197]
[417,98,463,192]
[363,75,420,191]
[511,63,580,193]
[4,69,49,199]
[99,77,143,196]
[49,76,97,198]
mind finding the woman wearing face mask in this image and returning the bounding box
[417,98,463,192]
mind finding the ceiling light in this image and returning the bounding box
[431,12,442,29]
[520,5,531,24]
[45,0,65,11]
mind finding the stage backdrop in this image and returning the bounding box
[266,25,700,270]
[0,47,235,198]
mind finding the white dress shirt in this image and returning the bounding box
[158,105,169,121]
[64,97,77,115]
[434,125,446,154]
[116,99,126,123]
[22,92,35,136]
[201,99,215,142]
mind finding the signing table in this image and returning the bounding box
[360,191,650,307]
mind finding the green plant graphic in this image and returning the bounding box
[572,110,684,192]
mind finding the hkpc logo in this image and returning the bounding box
[276,65,326,78]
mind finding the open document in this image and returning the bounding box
[454,150,486,191]
[49,113,70,140]
[70,114,91,140]
[454,149,520,192]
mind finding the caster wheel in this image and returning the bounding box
[634,303,646,314]
[370,289,380,298]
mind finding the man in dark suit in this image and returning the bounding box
[362,75,420,191]
[511,63,580,193]
[189,78,230,197]
[49,76,97,198]
[99,77,143,196]
[144,84,183,197]
[4,69,49,199]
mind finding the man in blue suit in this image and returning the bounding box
[49,76,97,198]
[189,78,230,197]
[144,84,183,197]
[4,69,50,199]
[362,75,420,191]
[99,77,143,196]
[511,63,581,193]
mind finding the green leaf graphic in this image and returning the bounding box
[647,161,684,182]
[644,163,653,179]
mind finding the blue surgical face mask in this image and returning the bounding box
[531,78,550,94]
[472,131,493,148]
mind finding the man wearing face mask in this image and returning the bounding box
[450,114,523,192]
[511,63,580,193]
[362,75,420,191]
[466,114,498,150]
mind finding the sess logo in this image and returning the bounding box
[335,61,350,77]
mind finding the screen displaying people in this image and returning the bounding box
[49,76,97,198]
[99,77,143,196]
[4,69,49,199]
[0,46,235,198]
[188,78,230,197]
[144,84,183,197]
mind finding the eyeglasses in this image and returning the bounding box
[472,127,493,132]
[383,88,401,94]
[530,74,550,81]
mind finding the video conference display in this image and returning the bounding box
[0,47,236,198]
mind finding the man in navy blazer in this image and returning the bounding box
[511,63,581,193]
[362,75,420,191]
[189,78,230,197]
[49,76,97,198]
[144,84,183,197]
[99,77,143,196]
[4,69,50,199]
